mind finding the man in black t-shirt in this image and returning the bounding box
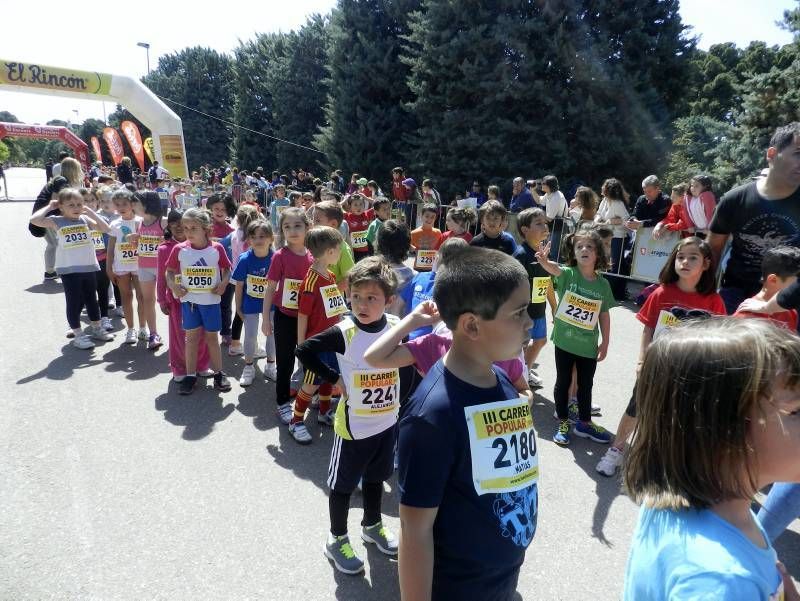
[709,123,800,313]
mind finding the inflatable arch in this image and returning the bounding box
[0,59,188,178]
[0,122,90,171]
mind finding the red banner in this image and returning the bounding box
[90,136,103,164]
[102,127,124,166]
[120,120,145,171]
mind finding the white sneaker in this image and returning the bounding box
[289,421,312,445]
[277,403,293,425]
[101,316,114,331]
[239,364,256,386]
[72,334,95,350]
[124,329,137,345]
[198,368,215,377]
[87,325,113,342]
[254,345,268,358]
[317,409,334,426]
[138,327,148,340]
[228,343,244,357]
[596,446,624,477]
[527,369,543,388]
[263,362,277,381]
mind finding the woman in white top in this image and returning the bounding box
[532,175,569,259]
[594,178,631,299]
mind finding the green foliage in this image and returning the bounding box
[0,140,9,163]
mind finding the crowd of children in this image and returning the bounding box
[30,154,800,600]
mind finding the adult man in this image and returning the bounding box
[51,151,69,178]
[510,176,534,212]
[625,175,670,230]
[708,122,800,313]
[148,161,166,186]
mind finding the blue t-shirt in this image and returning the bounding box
[232,249,272,314]
[398,360,538,601]
[401,271,436,340]
[624,506,783,601]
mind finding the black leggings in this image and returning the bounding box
[329,482,383,537]
[220,283,235,337]
[95,260,110,319]
[273,309,298,406]
[231,313,243,341]
[63,272,100,329]
[553,346,597,422]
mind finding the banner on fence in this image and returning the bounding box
[630,228,679,283]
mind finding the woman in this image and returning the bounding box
[116,156,134,185]
[594,178,630,300]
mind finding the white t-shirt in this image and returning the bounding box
[544,191,568,220]
[109,216,143,274]
[167,241,230,305]
[595,197,630,238]
[686,196,709,230]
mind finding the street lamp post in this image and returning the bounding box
[137,42,151,75]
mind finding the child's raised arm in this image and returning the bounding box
[364,301,440,369]
[534,241,562,277]
[29,199,59,229]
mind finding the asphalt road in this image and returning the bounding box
[2,175,799,600]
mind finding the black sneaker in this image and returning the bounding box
[213,372,232,392]
[178,375,197,395]
[44,271,58,280]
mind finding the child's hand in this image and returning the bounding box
[336,377,348,399]
[236,309,244,321]
[778,562,800,601]
[212,282,227,296]
[48,198,60,209]
[597,341,609,362]
[737,298,770,314]
[262,317,273,336]
[410,300,441,326]
[534,241,551,264]
[160,303,170,316]
[107,270,117,285]
[126,233,140,246]
[174,286,188,299]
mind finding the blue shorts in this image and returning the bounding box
[529,317,547,341]
[181,302,222,332]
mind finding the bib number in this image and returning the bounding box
[414,250,436,269]
[350,369,399,417]
[555,291,601,330]
[247,274,267,299]
[465,399,539,495]
[531,276,550,304]
[321,283,347,318]
[118,242,138,265]
[60,225,90,249]
[182,266,217,293]
[281,278,302,310]
[91,230,105,252]
[137,235,162,258]
[653,309,681,340]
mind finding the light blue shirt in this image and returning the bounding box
[624,506,783,601]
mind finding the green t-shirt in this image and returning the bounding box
[331,240,355,284]
[551,266,615,358]
[366,218,385,246]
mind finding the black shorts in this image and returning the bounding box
[625,383,638,418]
[327,426,396,494]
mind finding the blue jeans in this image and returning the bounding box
[757,482,800,542]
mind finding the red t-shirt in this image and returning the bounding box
[734,308,798,331]
[435,230,473,249]
[298,268,345,338]
[392,180,409,202]
[344,209,375,234]
[211,220,234,241]
[266,247,314,317]
[637,283,726,336]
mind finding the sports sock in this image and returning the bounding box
[292,389,313,424]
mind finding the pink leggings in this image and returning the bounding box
[167,298,209,376]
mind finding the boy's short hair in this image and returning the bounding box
[372,196,391,211]
[761,245,800,280]
[478,199,506,222]
[347,256,398,300]
[434,247,527,329]
[273,183,286,192]
[305,226,343,257]
[487,184,500,197]
[516,207,547,235]
[376,219,411,264]
[314,200,343,226]
[288,191,302,202]
[437,237,469,266]
[247,220,273,238]
[392,166,404,175]
[420,203,438,216]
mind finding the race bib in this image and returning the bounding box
[182,266,217,293]
[137,234,162,258]
[281,278,302,310]
[350,230,368,250]
[91,230,105,252]
[174,274,182,287]
[414,249,436,270]
[321,283,347,318]
[118,242,138,265]
[531,276,550,304]
[59,224,90,249]
[464,398,539,495]
[350,369,399,417]
[555,290,601,331]
[180,194,197,209]
[246,274,267,299]
[653,309,680,340]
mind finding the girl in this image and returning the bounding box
[106,190,145,345]
[596,237,726,477]
[225,204,262,357]
[206,193,236,344]
[410,204,442,272]
[30,188,114,349]
[535,229,614,446]
[164,208,232,395]
[343,193,375,262]
[233,220,276,386]
[652,183,691,239]
[83,188,114,332]
[623,317,800,600]
[594,178,631,300]
[436,206,476,248]
[683,174,716,238]
[156,210,212,382]
[569,186,598,225]
[130,192,165,349]
[261,208,314,424]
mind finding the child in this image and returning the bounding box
[165,208,233,395]
[207,193,236,345]
[398,246,538,600]
[106,190,145,345]
[594,178,630,300]
[157,209,211,382]
[269,183,289,248]
[30,188,115,349]
[233,220,276,386]
[295,257,402,573]
[513,208,556,388]
[595,237,726,477]
[568,186,598,225]
[410,203,442,272]
[535,229,614,446]
[312,201,356,291]
[130,192,165,349]
[470,200,517,255]
[261,208,314,424]
[376,219,416,317]
[734,245,800,330]
[365,197,391,252]
[289,226,347,444]
[84,188,114,332]
[683,174,716,238]
[652,183,691,239]
[343,193,374,262]
[225,204,262,357]
[436,206,476,248]
[622,317,800,600]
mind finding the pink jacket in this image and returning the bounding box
[157,239,178,307]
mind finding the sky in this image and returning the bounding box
[0,0,795,126]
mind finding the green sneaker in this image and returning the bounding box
[324,534,364,575]
[361,521,398,556]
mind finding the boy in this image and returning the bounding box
[365,196,391,251]
[734,245,800,330]
[290,226,347,444]
[269,184,289,248]
[411,203,443,272]
[295,257,401,575]
[470,200,517,255]
[154,178,170,216]
[343,193,375,262]
[313,200,356,291]
[398,246,538,601]
[513,208,557,387]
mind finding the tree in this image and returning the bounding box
[0,140,9,163]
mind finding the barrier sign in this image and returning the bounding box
[630,228,679,284]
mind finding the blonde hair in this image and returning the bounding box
[236,204,261,237]
[60,157,84,187]
[182,208,213,231]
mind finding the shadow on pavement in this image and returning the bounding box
[101,343,172,381]
[154,379,236,440]
[25,281,63,295]
[17,343,106,383]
